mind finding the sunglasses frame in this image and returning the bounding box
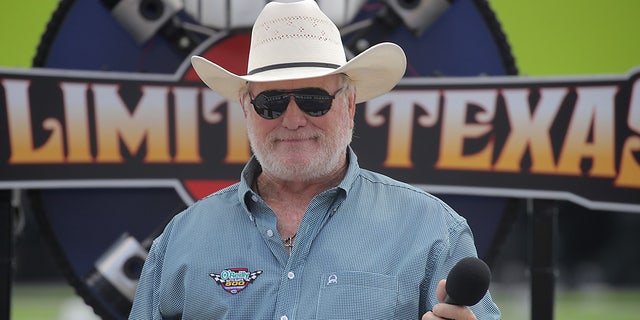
[249,87,344,120]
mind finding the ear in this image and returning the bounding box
[241,100,249,119]
[348,88,357,127]
[239,89,250,118]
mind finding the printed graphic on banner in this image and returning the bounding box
[1,67,639,211]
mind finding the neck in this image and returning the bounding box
[256,158,347,202]
[253,157,348,240]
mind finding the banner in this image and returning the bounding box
[1,66,639,212]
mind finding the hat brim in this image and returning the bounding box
[191,42,406,104]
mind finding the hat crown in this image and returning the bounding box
[247,1,347,75]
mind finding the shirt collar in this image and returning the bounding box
[336,146,360,197]
[238,156,261,215]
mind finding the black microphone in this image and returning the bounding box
[444,257,491,306]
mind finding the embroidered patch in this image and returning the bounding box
[210,268,263,294]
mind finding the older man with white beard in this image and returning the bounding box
[129,1,501,319]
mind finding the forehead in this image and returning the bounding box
[250,74,341,92]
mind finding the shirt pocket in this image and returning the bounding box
[316,271,398,320]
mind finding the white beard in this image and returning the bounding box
[247,122,353,182]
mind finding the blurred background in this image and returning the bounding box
[2,0,640,319]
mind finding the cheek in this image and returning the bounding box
[320,114,351,137]
[333,105,355,129]
[247,114,279,136]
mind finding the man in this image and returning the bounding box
[130,1,501,319]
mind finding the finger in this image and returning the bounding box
[421,310,445,320]
[433,303,477,320]
[436,279,447,302]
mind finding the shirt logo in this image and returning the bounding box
[327,274,338,285]
[210,268,263,294]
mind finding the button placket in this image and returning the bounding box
[273,190,340,319]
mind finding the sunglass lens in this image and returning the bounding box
[252,92,290,119]
[293,88,333,116]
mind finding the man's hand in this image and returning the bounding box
[421,279,477,320]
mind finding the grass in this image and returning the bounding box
[554,288,640,319]
[10,282,640,319]
[11,283,98,320]
[492,284,640,320]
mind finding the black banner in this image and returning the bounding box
[1,67,639,212]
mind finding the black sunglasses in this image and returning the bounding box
[249,87,344,120]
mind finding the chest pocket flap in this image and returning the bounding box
[316,271,398,320]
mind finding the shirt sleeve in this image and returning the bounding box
[129,232,166,320]
[424,202,502,319]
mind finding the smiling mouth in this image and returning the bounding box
[275,136,318,143]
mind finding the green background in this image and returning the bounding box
[1,0,639,75]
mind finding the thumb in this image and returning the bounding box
[436,279,447,302]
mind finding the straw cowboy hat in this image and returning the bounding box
[191,0,407,104]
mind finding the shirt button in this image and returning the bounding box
[266,229,274,237]
[287,271,295,279]
[280,316,288,320]
[249,215,254,222]
[251,195,258,202]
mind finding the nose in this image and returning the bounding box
[280,96,307,129]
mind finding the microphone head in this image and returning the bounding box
[445,257,491,306]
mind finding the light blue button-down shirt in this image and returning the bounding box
[130,147,501,319]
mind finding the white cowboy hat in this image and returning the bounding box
[191,0,406,104]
